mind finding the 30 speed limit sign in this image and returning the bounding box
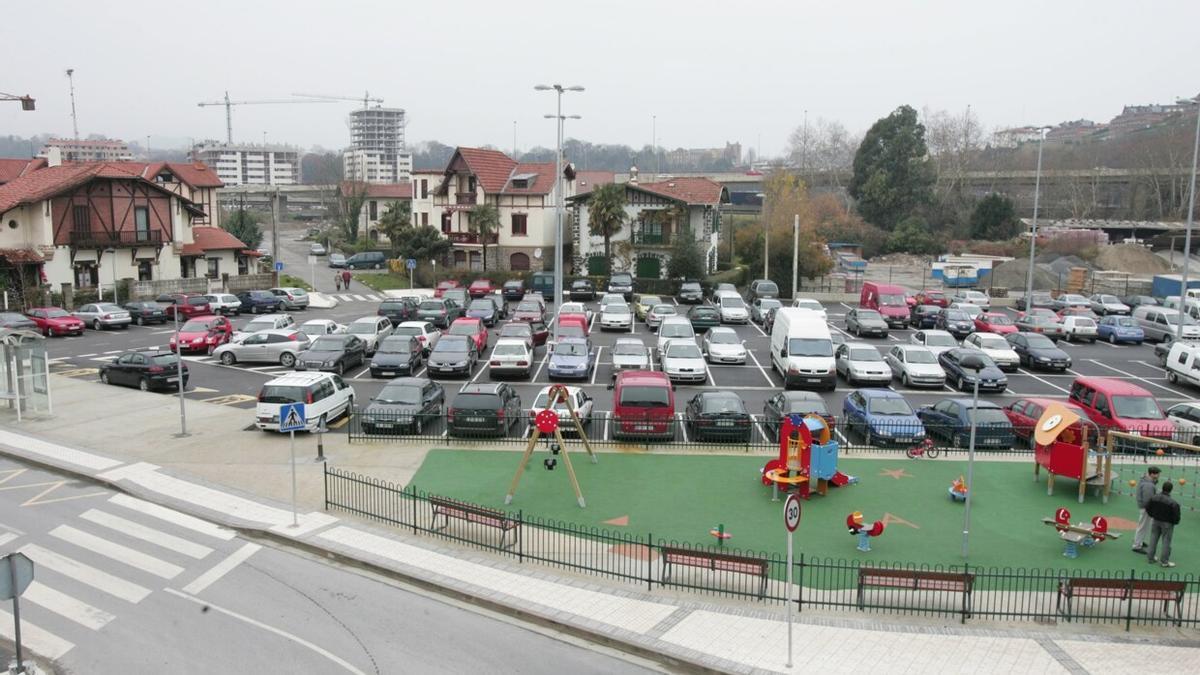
[783,493,801,532]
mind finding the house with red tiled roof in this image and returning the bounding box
[430,147,576,271]
[340,181,414,241]
[568,168,729,277]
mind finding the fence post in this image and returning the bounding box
[1126,568,1136,632]
[410,484,418,535]
[322,462,329,510]
[517,510,524,564]
[647,532,653,591]
[797,553,803,613]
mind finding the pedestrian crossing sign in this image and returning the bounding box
[280,403,307,432]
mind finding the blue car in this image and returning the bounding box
[939,348,1007,393]
[236,289,282,314]
[1096,315,1144,345]
[916,398,1015,449]
[547,337,596,380]
[842,389,925,447]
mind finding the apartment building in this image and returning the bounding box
[342,107,412,183]
[191,141,301,186]
[37,138,134,163]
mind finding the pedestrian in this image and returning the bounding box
[1145,481,1181,568]
[341,269,352,289]
[1132,466,1160,553]
[334,273,342,292]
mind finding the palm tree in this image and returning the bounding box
[468,203,500,271]
[587,183,627,275]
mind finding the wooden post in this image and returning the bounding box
[505,426,542,505]
[555,427,586,508]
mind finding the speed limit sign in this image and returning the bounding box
[783,493,801,532]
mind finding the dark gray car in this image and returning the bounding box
[361,377,444,435]
[295,334,366,374]
[426,335,478,378]
[846,308,889,338]
[369,335,423,378]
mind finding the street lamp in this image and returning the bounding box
[535,84,584,312]
[1175,97,1200,340]
[961,358,983,559]
[1023,127,1051,311]
[105,247,118,304]
[756,192,768,279]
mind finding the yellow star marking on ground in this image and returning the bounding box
[879,468,913,480]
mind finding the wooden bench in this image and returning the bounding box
[660,547,769,599]
[857,568,975,622]
[429,496,520,550]
[1058,577,1186,627]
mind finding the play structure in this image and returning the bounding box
[846,512,886,552]
[761,414,854,500]
[949,475,968,502]
[709,523,732,547]
[1031,403,1114,503]
[1042,507,1119,559]
[505,385,597,508]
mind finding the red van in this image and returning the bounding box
[1067,377,1174,443]
[860,282,909,329]
[609,370,675,440]
[555,314,589,338]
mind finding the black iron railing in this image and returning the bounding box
[69,229,163,248]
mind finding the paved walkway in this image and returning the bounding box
[0,407,1197,673]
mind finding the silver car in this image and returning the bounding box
[715,294,750,324]
[646,304,678,331]
[212,329,309,367]
[271,287,310,311]
[611,337,649,372]
[661,341,708,383]
[600,302,633,331]
[884,345,946,388]
[702,327,747,364]
[73,303,131,330]
[1088,294,1130,316]
[205,293,243,316]
[488,338,534,379]
[834,342,892,385]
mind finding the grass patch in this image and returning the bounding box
[355,272,411,292]
[279,274,313,291]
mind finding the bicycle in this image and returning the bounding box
[905,437,939,459]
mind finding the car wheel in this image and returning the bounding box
[93,319,101,330]
[136,316,144,326]
[415,416,423,434]
[954,433,966,448]
[901,373,910,387]
[100,371,109,385]
[139,377,150,392]
[1169,371,1179,384]
[220,352,236,365]
[280,352,296,368]
[1109,333,1117,344]
[336,362,345,375]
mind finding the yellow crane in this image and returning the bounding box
[197,91,335,144]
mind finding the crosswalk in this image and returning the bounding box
[331,293,382,303]
[0,493,243,660]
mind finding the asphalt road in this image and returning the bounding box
[0,457,658,674]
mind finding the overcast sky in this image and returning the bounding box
[3,0,1198,157]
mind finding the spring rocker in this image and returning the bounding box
[1041,507,1119,559]
[761,414,854,500]
[1031,403,1114,504]
[847,511,886,552]
[505,384,597,508]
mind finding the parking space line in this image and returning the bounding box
[598,411,610,440]
[1087,359,1185,396]
[1016,368,1070,394]
[752,415,771,443]
[532,349,551,380]
[590,347,602,385]
[745,349,776,387]
[468,361,487,384]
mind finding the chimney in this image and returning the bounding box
[629,165,639,185]
[47,146,62,167]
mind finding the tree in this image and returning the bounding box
[733,173,833,292]
[970,193,1020,240]
[849,105,936,230]
[337,182,369,244]
[468,203,500,271]
[786,117,858,192]
[666,231,706,280]
[587,183,627,274]
[885,215,941,255]
[221,202,262,249]
[377,200,412,256]
[392,225,452,270]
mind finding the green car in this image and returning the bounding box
[687,305,721,332]
[634,294,663,322]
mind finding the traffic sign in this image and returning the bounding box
[274,261,285,272]
[406,258,417,270]
[783,494,801,532]
[0,552,34,600]
[279,403,307,432]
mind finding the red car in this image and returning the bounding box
[511,300,545,323]
[433,281,460,299]
[25,307,85,336]
[468,279,496,298]
[974,312,1018,335]
[1057,307,1098,320]
[169,315,234,353]
[447,317,488,353]
[158,293,212,320]
[913,290,948,308]
[1004,398,1089,446]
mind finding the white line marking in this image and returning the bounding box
[150,329,175,334]
[164,588,366,674]
[108,493,236,540]
[590,346,602,385]
[23,581,115,630]
[532,348,551,380]
[80,509,213,559]
[753,415,771,443]
[351,294,367,302]
[182,542,262,595]
[746,349,776,386]
[51,525,183,579]
[0,606,74,659]
[1087,359,1185,396]
[599,410,610,440]
[19,543,150,603]
[76,352,98,358]
[1016,368,1070,394]
[0,532,17,547]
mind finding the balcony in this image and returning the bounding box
[455,192,477,206]
[69,229,164,248]
[631,230,672,246]
[446,231,498,245]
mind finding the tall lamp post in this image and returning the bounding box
[1175,97,1200,340]
[1023,127,1050,309]
[757,192,768,279]
[105,247,118,304]
[961,359,982,559]
[535,84,584,312]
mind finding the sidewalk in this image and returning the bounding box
[2,379,1198,673]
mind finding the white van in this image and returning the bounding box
[1165,342,1200,388]
[255,372,356,432]
[770,308,836,390]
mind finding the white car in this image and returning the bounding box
[791,298,828,321]
[1089,294,1130,316]
[1061,315,1098,343]
[715,294,750,324]
[884,345,946,388]
[347,316,393,355]
[911,329,958,356]
[599,293,625,311]
[963,332,1020,372]
[558,302,593,324]
[255,372,354,432]
[488,338,534,379]
[951,290,990,311]
[204,293,243,316]
[392,321,441,354]
[646,304,678,331]
[530,385,594,432]
[611,337,650,372]
[949,302,983,320]
[599,302,633,331]
[1165,401,1200,446]
[299,319,346,338]
[702,327,747,364]
[656,316,696,360]
[834,342,892,385]
[661,340,708,383]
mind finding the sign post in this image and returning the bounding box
[783,493,801,669]
[1,552,35,674]
[307,255,317,289]
[406,258,417,290]
[279,402,307,527]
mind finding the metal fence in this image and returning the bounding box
[324,465,1198,630]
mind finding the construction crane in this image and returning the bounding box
[292,91,384,109]
[197,91,335,144]
[1,91,35,110]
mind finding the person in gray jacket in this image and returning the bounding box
[1146,481,1182,568]
[1132,467,1160,553]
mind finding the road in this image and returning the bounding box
[0,457,659,674]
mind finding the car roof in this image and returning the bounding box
[397,321,433,328]
[182,314,221,322]
[536,384,583,396]
[451,317,482,326]
[248,313,288,320]
[1073,376,1155,397]
[495,337,531,348]
[945,398,1001,409]
[459,383,503,394]
[858,388,902,399]
[258,329,302,337]
[301,319,334,325]
[782,391,822,401]
[615,369,670,385]
[264,372,333,386]
[350,315,385,323]
[1013,397,1087,412]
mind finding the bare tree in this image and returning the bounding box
[785,117,858,200]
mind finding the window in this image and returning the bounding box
[369,200,378,221]
[511,214,527,236]
[441,212,452,234]
[74,263,98,288]
[510,252,530,271]
[134,206,150,241]
[421,212,429,226]
[137,260,153,281]
[72,205,90,231]
[453,250,467,266]
[207,258,219,279]
[237,256,249,275]
[421,179,428,199]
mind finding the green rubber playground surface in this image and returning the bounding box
[410,449,1199,572]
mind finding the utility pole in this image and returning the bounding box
[271,188,280,287]
[792,214,799,299]
[536,83,584,313]
[65,69,79,140]
[1175,97,1200,340]
[652,115,658,177]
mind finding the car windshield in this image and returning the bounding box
[187,297,208,306]
[1064,295,1086,303]
[44,309,69,318]
[419,301,446,311]
[667,343,702,359]
[1113,317,1137,327]
[379,301,407,311]
[651,305,676,315]
[454,394,500,410]
[150,354,179,366]
[432,341,468,356]
[880,294,906,305]
[0,313,28,322]
[787,401,827,415]
[1025,334,1057,349]
[680,283,701,292]
[449,323,478,336]
[393,326,423,337]
[794,300,822,311]
[571,281,590,289]
[245,320,274,331]
[868,398,912,415]
[349,323,377,335]
[977,335,1008,350]
[180,320,212,331]
[613,341,645,356]
[605,304,630,315]
[957,305,982,317]
[1073,318,1096,327]
[756,282,779,294]
[501,324,531,337]
[640,296,662,306]
[985,315,1012,325]
[259,385,305,404]
[619,385,670,407]
[301,323,328,336]
[857,310,882,320]
[554,342,587,356]
[494,343,527,356]
[376,385,422,405]
[904,349,937,364]
[560,304,585,314]
[850,347,882,361]
[692,307,718,317]
[379,336,414,352]
[96,303,123,312]
[468,300,496,313]
[661,324,693,338]
[760,300,782,311]
[611,274,632,285]
[309,337,344,351]
[1112,396,1164,419]
[789,338,833,357]
[702,395,744,413]
[708,331,739,345]
[924,333,956,347]
[960,353,997,369]
[966,407,1010,424]
[945,311,969,321]
[517,302,540,312]
[1165,313,1197,326]
[1100,296,1119,303]
[533,392,579,410]
[720,297,744,308]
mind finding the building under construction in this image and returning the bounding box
[343,106,411,183]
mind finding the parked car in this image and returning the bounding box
[1165,401,1200,446]
[204,294,243,316]
[0,312,37,331]
[860,282,910,328]
[446,318,486,354]
[607,272,634,300]
[910,329,958,356]
[346,316,394,355]
[762,391,834,440]
[634,294,663,322]
[675,280,704,304]
[530,386,594,432]
[656,316,697,360]
[709,283,736,302]
[751,298,782,324]
[238,313,295,338]
[121,301,167,326]
[511,300,545,323]
[1089,294,1130,316]
[392,321,441,354]
[950,290,991,311]
[169,315,234,353]
[327,253,347,268]
[1060,315,1099,343]
[598,293,625,311]
[502,319,549,347]
[843,389,925,446]
[646,304,677,331]
[610,337,650,373]
[466,298,502,326]
[468,279,496,298]
[1097,315,1145,345]
[661,340,708,383]
[554,314,588,340]
[608,370,676,441]
[100,350,187,392]
[747,279,780,303]
[236,290,283,315]
[702,327,747,364]
[884,345,946,388]
[1068,377,1174,446]
[962,332,1020,372]
[1122,295,1158,311]
[1133,305,1200,343]
[558,301,593,325]
[974,312,1017,335]
[715,294,750,324]
[73,303,131,330]
[913,290,949,308]
[845,308,888,338]
[939,348,1008,393]
[1005,398,1089,447]
[426,335,479,377]
[835,342,892,385]
[212,329,308,367]
[443,288,469,308]
[1005,331,1071,371]
[345,251,386,270]
[1051,293,1091,312]
[599,302,633,331]
[917,399,1015,449]
[369,335,424,378]
[488,338,535,379]
[1057,306,1099,320]
[447,383,522,438]
[1015,314,1067,340]
[295,334,366,374]
[546,337,595,380]
[502,279,526,302]
[270,287,309,311]
[377,297,420,325]
[433,280,461,298]
[948,302,983,321]
[308,242,326,256]
[255,372,355,432]
[569,279,597,302]
[685,391,752,442]
[1015,291,1054,312]
[417,298,464,328]
[361,377,444,435]
[686,305,721,332]
[909,304,942,329]
[158,293,213,320]
[790,298,827,321]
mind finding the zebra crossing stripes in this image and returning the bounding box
[333,293,381,302]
